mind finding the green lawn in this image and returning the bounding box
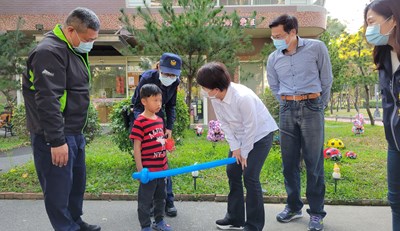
[0,121,388,202]
[0,136,30,152]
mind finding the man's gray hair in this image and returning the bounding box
[65,7,100,32]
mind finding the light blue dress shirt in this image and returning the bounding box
[211,83,279,159]
[267,36,333,106]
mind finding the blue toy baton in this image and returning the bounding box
[132,157,236,184]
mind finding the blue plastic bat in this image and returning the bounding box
[132,157,236,184]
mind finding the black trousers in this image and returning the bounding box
[137,178,167,228]
[31,134,86,231]
[224,133,273,231]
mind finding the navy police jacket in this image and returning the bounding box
[378,46,400,151]
[131,69,180,130]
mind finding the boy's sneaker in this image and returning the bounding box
[152,220,173,231]
[141,227,152,231]
[308,215,324,231]
[276,207,303,223]
[216,218,244,230]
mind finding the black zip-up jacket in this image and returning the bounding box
[22,25,91,147]
[131,69,180,130]
[378,46,400,151]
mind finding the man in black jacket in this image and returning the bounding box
[131,53,182,217]
[22,7,101,231]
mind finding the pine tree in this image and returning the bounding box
[120,0,261,105]
[0,17,34,110]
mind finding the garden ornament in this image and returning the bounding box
[325,138,345,149]
[195,125,203,136]
[332,162,341,193]
[324,147,342,161]
[207,120,224,142]
[345,151,357,159]
[352,113,365,135]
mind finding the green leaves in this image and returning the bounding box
[119,0,259,104]
[0,17,35,107]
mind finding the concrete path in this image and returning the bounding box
[0,146,32,174]
[0,200,391,231]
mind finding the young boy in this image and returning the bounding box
[129,84,173,231]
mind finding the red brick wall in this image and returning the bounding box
[0,1,326,34]
[0,0,126,14]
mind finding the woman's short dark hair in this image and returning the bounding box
[364,0,400,69]
[196,62,231,91]
[269,14,298,34]
[66,7,100,32]
[140,84,162,99]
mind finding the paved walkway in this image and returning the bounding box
[0,146,32,174]
[325,116,383,126]
[0,200,392,231]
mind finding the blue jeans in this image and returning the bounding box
[279,98,326,218]
[31,134,86,231]
[224,133,273,231]
[388,144,400,231]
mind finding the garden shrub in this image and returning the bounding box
[10,103,101,144]
[110,90,190,154]
[173,90,190,141]
[261,87,279,123]
[83,103,102,144]
[11,104,29,139]
[110,98,132,153]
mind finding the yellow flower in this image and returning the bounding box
[22,173,28,178]
[9,168,16,173]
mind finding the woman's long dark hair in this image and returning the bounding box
[364,0,400,69]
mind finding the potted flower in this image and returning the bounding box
[207,120,225,149]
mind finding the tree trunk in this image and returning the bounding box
[347,87,351,112]
[354,86,359,113]
[186,74,193,115]
[330,92,334,114]
[364,84,375,126]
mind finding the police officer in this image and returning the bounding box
[131,53,182,217]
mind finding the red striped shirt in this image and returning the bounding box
[130,115,168,172]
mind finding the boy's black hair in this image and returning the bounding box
[140,83,162,99]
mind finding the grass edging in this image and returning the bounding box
[0,192,389,206]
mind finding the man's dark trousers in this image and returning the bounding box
[32,134,86,231]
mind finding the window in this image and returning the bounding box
[91,65,126,99]
[126,0,151,7]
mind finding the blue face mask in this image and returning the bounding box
[365,16,394,46]
[272,38,288,51]
[73,30,94,53]
[159,73,177,87]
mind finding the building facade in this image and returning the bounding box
[0,0,327,123]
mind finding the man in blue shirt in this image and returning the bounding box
[131,53,182,217]
[266,14,333,231]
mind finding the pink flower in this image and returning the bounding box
[207,120,225,142]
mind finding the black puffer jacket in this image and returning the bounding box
[22,24,91,147]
